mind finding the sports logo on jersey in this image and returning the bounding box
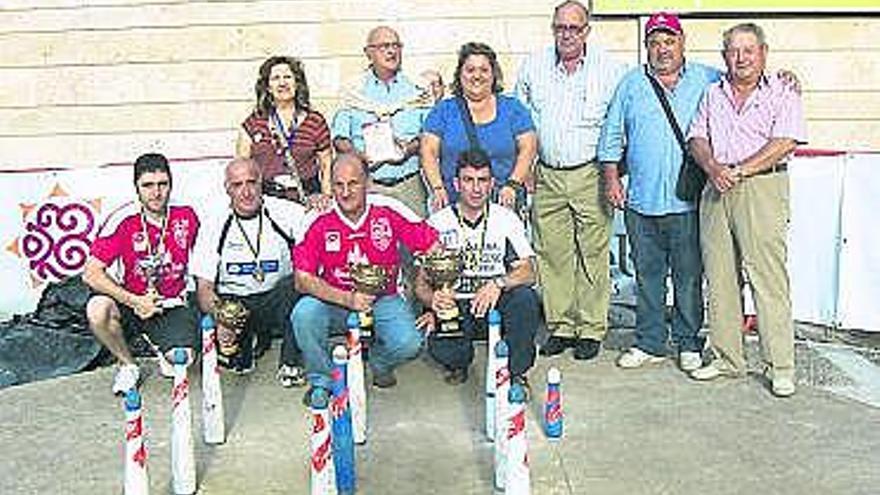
[370,217,392,252]
[172,218,190,249]
[132,231,148,253]
[325,231,341,252]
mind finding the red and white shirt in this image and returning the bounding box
[294,194,437,295]
[90,201,200,299]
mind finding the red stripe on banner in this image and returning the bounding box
[331,390,349,419]
[508,409,526,440]
[125,416,143,440]
[312,436,332,471]
[312,412,326,434]
[172,379,189,406]
[133,444,148,468]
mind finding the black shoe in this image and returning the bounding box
[573,338,601,361]
[443,368,469,385]
[539,336,570,357]
[372,370,398,389]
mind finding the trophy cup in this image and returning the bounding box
[420,250,464,338]
[212,298,250,357]
[140,253,185,310]
[348,263,389,341]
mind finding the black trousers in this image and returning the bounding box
[221,275,301,367]
[427,286,539,377]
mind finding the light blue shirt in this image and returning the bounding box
[331,69,430,181]
[516,45,627,167]
[597,61,721,215]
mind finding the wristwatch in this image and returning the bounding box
[492,276,506,290]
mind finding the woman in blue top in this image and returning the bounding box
[421,42,537,211]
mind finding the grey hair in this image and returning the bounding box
[553,0,592,23]
[722,23,767,52]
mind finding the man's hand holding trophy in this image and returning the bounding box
[348,262,389,340]
[419,249,464,338]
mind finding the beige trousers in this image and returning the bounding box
[700,172,794,379]
[533,163,612,341]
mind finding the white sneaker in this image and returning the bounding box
[276,364,306,388]
[157,357,175,378]
[112,364,141,395]
[772,376,796,398]
[690,359,739,381]
[679,351,703,372]
[617,348,665,369]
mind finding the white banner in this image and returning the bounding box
[836,153,880,330]
[0,158,228,318]
[788,155,845,326]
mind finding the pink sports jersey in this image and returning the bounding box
[294,199,437,295]
[91,202,200,298]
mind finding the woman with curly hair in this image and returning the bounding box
[421,42,537,211]
[236,56,332,207]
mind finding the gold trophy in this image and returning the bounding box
[348,263,389,340]
[139,253,185,309]
[420,250,464,338]
[212,298,250,357]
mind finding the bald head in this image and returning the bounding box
[366,25,398,45]
[364,25,402,80]
[225,158,263,216]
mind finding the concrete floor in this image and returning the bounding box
[1,341,879,495]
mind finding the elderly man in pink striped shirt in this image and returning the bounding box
[686,23,806,397]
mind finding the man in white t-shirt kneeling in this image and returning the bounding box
[416,148,539,387]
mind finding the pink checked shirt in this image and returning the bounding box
[687,73,807,164]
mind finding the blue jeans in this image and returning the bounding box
[292,294,423,390]
[624,209,704,355]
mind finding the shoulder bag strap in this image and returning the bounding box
[644,65,687,153]
[454,96,481,151]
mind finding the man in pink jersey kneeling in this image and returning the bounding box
[292,153,439,396]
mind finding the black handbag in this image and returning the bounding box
[644,66,706,202]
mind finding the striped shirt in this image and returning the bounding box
[515,45,627,168]
[687,73,807,165]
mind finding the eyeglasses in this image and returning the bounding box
[552,23,587,36]
[367,42,403,51]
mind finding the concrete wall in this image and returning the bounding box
[1,0,878,169]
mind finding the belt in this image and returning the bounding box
[752,163,787,177]
[539,159,596,171]
[373,173,419,187]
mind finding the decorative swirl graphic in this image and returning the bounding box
[21,201,95,282]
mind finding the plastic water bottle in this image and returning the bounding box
[544,367,563,439]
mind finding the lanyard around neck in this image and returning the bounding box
[271,108,297,153]
[456,203,489,272]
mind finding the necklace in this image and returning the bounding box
[139,209,169,292]
[235,210,265,282]
[270,108,306,199]
[456,203,489,273]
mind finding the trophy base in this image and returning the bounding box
[157,296,186,309]
[434,319,464,339]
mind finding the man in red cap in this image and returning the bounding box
[597,12,720,373]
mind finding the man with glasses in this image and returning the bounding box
[332,25,435,216]
[515,0,626,361]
